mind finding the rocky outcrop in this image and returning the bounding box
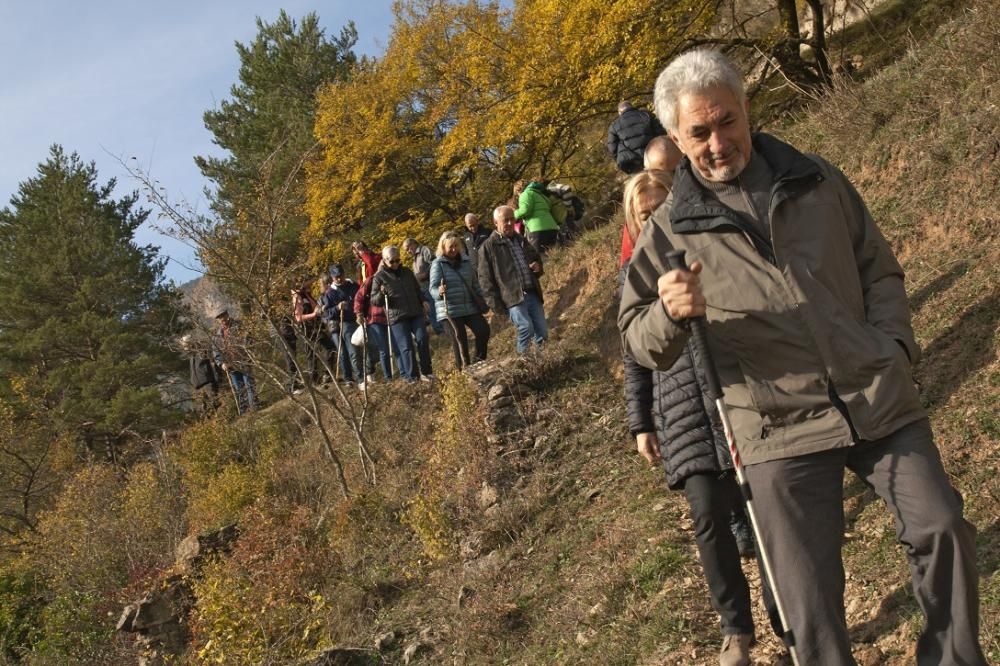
[117,524,239,665]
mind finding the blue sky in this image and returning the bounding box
[0,1,395,284]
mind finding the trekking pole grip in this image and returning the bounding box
[666,250,724,401]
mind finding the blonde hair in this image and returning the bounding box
[436,230,466,257]
[623,169,673,243]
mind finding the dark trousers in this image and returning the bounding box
[526,229,559,256]
[683,472,779,637]
[743,418,984,665]
[442,312,490,368]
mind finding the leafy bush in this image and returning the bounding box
[189,500,337,664]
[172,416,285,531]
[0,562,43,661]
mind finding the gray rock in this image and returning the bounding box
[477,482,499,508]
[403,641,427,664]
[487,384,509,401]
[175,523,239,574]
[375,631,397,651]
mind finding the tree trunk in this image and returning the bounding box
[804,0,833,85]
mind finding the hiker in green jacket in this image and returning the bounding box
[513,179,559,255]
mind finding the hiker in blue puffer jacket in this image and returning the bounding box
[430,231,490,369]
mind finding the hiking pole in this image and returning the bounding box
[442,289,469,369]
[224,368,243,416]
[383,291,396,378]
[335,308,344,382]
[666,250,799,666]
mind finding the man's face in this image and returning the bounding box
[333,275,344,287]
[669,84,752,182]
[465,216,479,232]
[494,211,516,238]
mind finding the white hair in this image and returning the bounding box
[381,245,400,261]
[653,49,746,133]
[493,205,514,222]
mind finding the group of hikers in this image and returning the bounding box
[194,174,577,414]
[191,46,987,666]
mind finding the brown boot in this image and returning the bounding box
[719,634,753,666]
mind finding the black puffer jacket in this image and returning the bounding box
[621,265,732,489]
[606,108,666,174]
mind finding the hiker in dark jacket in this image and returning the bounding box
[292,279,334,388]
[462,213,492,256]
[620,49,983,665]
[478,205,547,354]
[370,246,434,383]
[430,231,490,369]
[606,101,666,174]
[619,170,778,666]
[320,266,362,385]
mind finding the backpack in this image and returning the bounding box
[545,182,581,226]
[545,183,579,227]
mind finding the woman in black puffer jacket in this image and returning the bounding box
[619,170,780,662]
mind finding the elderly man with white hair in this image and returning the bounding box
[478,205,547,354]
[619,49,984,665]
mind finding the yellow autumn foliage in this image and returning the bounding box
[304,0,716,268]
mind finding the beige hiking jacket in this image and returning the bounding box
[618,134,925,465]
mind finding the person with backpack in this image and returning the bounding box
[320,266,363,387]
[430,231,490,369]
[292,279,334,388]
[512,179,560,255]
[212,309,257,415]
[606,100,666,174]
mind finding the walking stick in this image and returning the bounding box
[442,289,469,368]
[383,291,396,378]
[224,367,243,416]
[335,307,344,381]
[666,250,799,666]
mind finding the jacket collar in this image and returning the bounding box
[669,133,822,233]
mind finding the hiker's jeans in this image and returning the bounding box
[227,370,256,414]
[421,287,444,335]
[743,418,984,665]
[364,323,394,380]
[390,315,432,381]
[332,322,362,382]
[508,291,547,354]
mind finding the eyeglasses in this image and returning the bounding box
[387,259,401,266]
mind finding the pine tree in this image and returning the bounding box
[195,11,358,273]
[0,146,185,463]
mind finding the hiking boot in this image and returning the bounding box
[719,634,752,666]
[419,374,436,383]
